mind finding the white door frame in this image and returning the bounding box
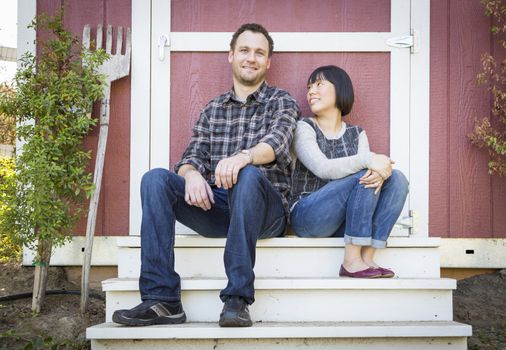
[130,0,430,237]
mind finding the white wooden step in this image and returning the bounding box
[117,236,441,279]
[103,277,455,323]
[88,321,471,350]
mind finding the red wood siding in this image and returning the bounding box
[35,0,506,239]
[37,0,131,236]
[170,52,390,170]
[169,0,392,170]
[172,0,390,32]
[430,0,506,238]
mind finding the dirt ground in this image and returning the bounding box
[0,263,104,349]
[0,263,505,350]
[453,269,506,350]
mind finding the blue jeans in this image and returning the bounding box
[139,165,286,305]
[290,170,409,248]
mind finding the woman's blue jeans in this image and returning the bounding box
[290,169,409,248]
[139,166,286,305]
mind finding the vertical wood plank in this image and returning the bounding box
[490,18,506,236]
[36,0,63,54]
[36,0,62,16]
[429,0,450,237]
[60,0,105,236]
[447,0,492,237]
[102,0,132,236]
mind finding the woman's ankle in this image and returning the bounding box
[342,257,370,272]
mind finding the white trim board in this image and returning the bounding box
[129,0,152,235]
[23,237,506,269]
[409,0,431,236]
[150,0,171,170]
[439,238,506,268]
[23,237,119,266]
[168,32,394,52]
[16,0,36,154]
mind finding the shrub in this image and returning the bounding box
[469,0,506,176]
[0,156,20,263]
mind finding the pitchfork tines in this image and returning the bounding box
[82,24,131,83]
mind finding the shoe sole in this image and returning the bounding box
[339,273,382,278]
[112,311,186,326]
[219,313,253,327]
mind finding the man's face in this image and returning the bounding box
[228,30,271,87]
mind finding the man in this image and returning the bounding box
[112,23,300,327]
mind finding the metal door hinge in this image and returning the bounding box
[387,29,420,53]
[395,210,418,235]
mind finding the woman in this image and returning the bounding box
[290,65,409,278]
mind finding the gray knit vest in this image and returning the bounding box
[289,118,363,209]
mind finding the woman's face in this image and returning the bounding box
[306,79,338,116]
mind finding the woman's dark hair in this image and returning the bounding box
[307,65,354,116]
[230,23,274,57]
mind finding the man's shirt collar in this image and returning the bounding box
[224,81,269,104]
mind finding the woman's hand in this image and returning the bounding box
[368,154,394,180]
[359,169,385,195]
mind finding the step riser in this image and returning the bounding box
[106,289,453,323]
[118,247,440,279]
[92,337,467,350]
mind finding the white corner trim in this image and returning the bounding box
[130,0,152,235]
[17,0,36,59]
[440,238,506,268]
[150,0,171,170]
[23,236,119,266]
[409,0,431,237]
[16,0,36,154]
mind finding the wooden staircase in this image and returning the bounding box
[87,234,471,349]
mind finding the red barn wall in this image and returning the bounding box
[36,0,506,239]
[37,0,131,236]
[430,0,506,238]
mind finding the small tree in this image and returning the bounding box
[469,0,506,176]
[0,11,107,313]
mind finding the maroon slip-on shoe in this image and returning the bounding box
[339,265,382,278]
[376,267,395,278]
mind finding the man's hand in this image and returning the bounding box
[184,170,215,210]
[359,169,385,195]
[368,154,394,180]
[214,153,251,189]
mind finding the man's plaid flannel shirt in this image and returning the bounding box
[174,82,300,214]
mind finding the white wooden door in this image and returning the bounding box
[130,0,430,238]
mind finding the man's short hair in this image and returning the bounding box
[307,65,355,116]
[230,23,274,57]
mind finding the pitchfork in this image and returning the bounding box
[80,24,131,313]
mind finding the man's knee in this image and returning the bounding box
[229,166,267,202]
[236,165,263,188]
[141,168,176,192]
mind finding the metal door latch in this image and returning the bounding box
[387,29,419,53]
[158,34,168,61]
